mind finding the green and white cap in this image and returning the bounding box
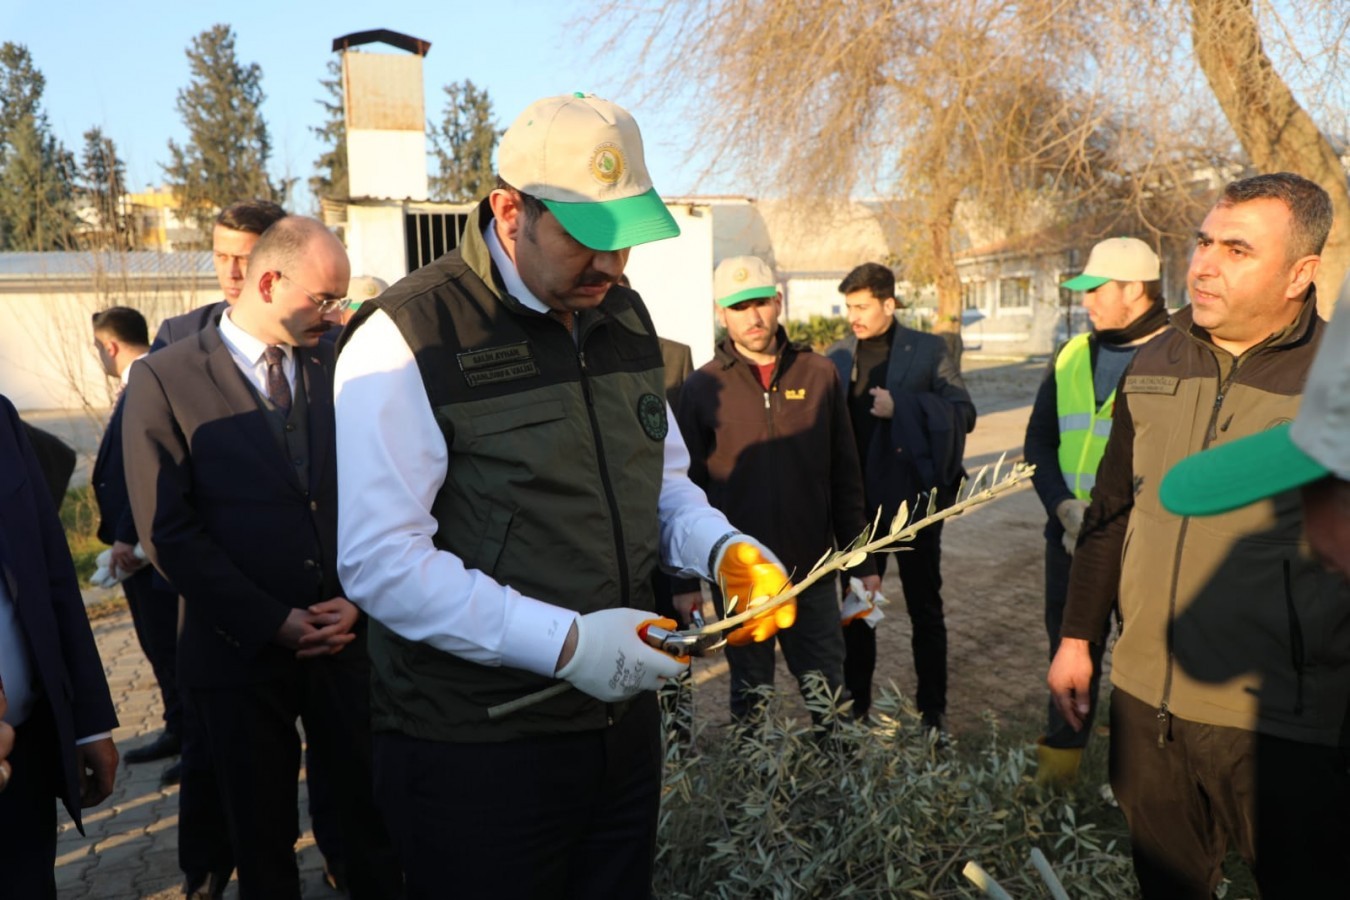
[497,92,680,252]
[1061,237,1160,292]
[713,256,778,308]
[347,275,388,311]
[1161,276,1350,516]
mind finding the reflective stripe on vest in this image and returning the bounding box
[1055,333,1114,501]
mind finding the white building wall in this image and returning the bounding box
[345,203,412,285]
[347,130,429,201]
[625,204,717,368]
[1,286,210,411]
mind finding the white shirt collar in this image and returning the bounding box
[219,308,292,364]
[120,352,148,387]
[485,218,549,315]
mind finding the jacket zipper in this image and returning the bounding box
[1159,352,1245,745]
[575,339,631,610]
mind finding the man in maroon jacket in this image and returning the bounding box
[676,256,880,720]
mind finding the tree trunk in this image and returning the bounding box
[1188,0,1350,317]
[929,195,963,336]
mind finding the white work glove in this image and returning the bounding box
[840,577,887,629]
[1056,499,1089,556]
[556,608,689,702]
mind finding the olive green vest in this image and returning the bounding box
[1054,333,1112,501]
[345,204,668,742]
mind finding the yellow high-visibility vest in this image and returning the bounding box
[1055,333,1114,500]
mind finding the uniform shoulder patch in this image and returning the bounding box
[636,393,668,441]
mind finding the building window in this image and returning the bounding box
[404,212,470,272]
[961,279,991,312]
[998,275,1032,312]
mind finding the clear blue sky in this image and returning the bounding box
[0,1,706,210]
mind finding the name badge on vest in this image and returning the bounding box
[1123,374,1180,395]
[457,342,540,387]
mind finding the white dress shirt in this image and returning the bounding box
[333,218,735,678]
[218,310,295,400]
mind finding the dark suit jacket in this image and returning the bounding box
[0,395,117,829]
[122,326,344,687]
[92,395,137,546]
[151,300,229,352]
[827,323,976,513]
[20,422,77,508]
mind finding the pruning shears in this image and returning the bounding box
[638,609,727,658]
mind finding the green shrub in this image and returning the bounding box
[60,485,103,586]
[656,680,1135,898]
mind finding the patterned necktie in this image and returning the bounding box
[263,345,292,416]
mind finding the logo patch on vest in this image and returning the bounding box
[1123,374,1179,395]
[457,342,539,387]
[785,388,806,400]
[636,393,668,441]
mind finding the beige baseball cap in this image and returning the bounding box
[714,256,778,308]
[1161,275,1350,515]
[497,92,679,252]
[1061,237,1161,291]
[347,275,388,310]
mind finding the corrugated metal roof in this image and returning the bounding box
[0,251,214,278]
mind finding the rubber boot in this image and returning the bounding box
[1035,738,1083,788]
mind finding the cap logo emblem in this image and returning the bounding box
[733,267,748,282]
[590,142,625,185]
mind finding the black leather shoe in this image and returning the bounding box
[124,730,181,763]
[184,868,230,899]
[161,758,183,786]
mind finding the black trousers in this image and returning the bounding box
[374,692,663,900]
[122,566,182,736]
[1110,688,1350,898]
[178,688,234,887]
[843,522,947,718]
[189,655,401,900]
[1042,538,1104,748]
[0,701,60,899]
[719,579,845,720]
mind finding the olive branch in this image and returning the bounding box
[702,455,1034,635]
[488,456,1034,719]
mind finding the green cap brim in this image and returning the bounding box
[1160,424,1329,516]
[1060,274,1111,291]
[542,188,680,252]
[716,286,778,308]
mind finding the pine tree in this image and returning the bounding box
[163,24,280,237]
[0,42,78,250]
[80,127,130,247]
[429,79,501,202]
[309,58,348,207]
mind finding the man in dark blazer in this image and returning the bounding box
[0,393,119,898]
[151,199,286,352]
[124,217,399,899]
[92,307,184,775]
[828,263,976,732]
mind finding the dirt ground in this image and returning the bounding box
[688,357,1065,736]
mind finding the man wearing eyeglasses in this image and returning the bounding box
[123,216,400,899]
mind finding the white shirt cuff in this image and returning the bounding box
[75,732,112,746]
[498,597,578,677]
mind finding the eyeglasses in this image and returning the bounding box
[277,271,351,315]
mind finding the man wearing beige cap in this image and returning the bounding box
[333,93,796,896]
[675,256,877,721]
[1022,237,1169,785]
[1047,173,1350,897]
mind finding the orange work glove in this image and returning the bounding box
[715,537,796,646]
